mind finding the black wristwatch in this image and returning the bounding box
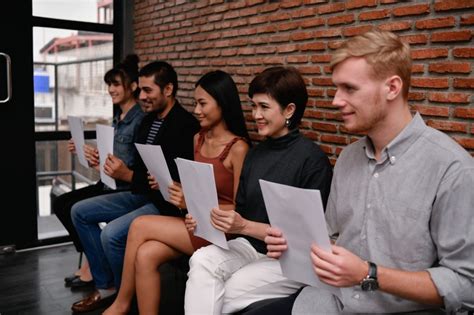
[360,261,379,291]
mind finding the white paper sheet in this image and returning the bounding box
[67,115,89,168]
[96,124,116,190]
[134,143,173,202]
[259,179,341,297]
[175,158,229,250]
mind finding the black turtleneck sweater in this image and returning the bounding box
[235,129,333,254]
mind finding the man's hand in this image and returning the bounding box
[311,244,368,288]
[210,207,246,234]
[148,173,159,190]
[168,181,186,209]
[265,227,288,259]
[103,154,130,182]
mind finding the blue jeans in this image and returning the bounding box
[71,191,160,289]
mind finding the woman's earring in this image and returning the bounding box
[285,118,290,127]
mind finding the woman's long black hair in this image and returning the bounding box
[196,70,251,145]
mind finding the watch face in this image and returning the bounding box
[361,278,379,291]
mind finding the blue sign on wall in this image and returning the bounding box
[34,71,49,93]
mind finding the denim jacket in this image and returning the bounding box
[111,103,145,189]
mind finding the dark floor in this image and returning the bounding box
[0,243,188,315]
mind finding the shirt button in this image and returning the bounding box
[367,204,371,209]
[374,173,379,178]
[361,234,366,240]
[390,156,396,162]
[353,294,360,299]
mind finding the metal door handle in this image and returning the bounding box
[0,52,12,103]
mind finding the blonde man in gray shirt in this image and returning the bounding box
[265,28,474,314]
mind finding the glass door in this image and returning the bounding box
[0,2,37,250]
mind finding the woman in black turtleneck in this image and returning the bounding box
[184,67,333,315]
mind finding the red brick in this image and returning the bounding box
[461,14,474,25]
[328,14,355,26]
[328,41,344,49]
[301,130,320,141]
[393,4,430,16]
[287,55,309,63]
[315,100,337,108]
[312,122,338,132]
[280,0,303,8]
[411,48,449,59]
[311,55,332,63]
[379,21,413,32]
[290,31,314,41]
[411,63,425,73]
[454,78,474,89]
[269,34,291,43]
[415,16,456,29]
[343,25,373,37]
[321,134,349,145]
[453,137,474,150]
[426,120,468,133]
[411,105,450,117]
[297,66,322,74]
[299,42,326,51]
[248,15,268,25]
[428,92,471,103]
[454,108,474,119]
[411,77,449,88]
[346,0,377,9]
[453,47,474,58]
[408,92,426,101]
[319,144,334,155]
[429,62,471,73]
[270,12,291,22]
[312,77,334,86]
[317,3,346,14]
[277,44,298,53]
[434,0,474,11]
[359,9,391,21]
[300,18,326,28]
[314,29,342,38]
[431,30,472,42]
[290,7,317,19]
[400,34,429,44]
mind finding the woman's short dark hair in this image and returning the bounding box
[196,70,251,144]
[248,66,308,129]
[139,61,178,97]
[104,54,140,98]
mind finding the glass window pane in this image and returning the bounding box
[36,140,99,239]
[34,27,113,131]
[33,0,114,24]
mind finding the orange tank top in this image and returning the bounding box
[194,131,243,205]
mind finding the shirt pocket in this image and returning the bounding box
[372,198,434,265]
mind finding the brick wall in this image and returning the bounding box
[134,0,474,162]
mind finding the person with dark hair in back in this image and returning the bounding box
[103,70,251,315]
[70,61,200,313]
[54,54,145,289]
[184,66,333,315]
[265,28,474,314]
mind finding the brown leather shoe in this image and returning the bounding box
[71,290,115,313]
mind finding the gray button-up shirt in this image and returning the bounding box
[295,113,474,313]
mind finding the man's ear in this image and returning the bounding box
[385,75,403,101]
[284,103,296,119]
[164,83,174,98]
[130,81,138,92]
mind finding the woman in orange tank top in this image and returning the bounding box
[104,70,251,315]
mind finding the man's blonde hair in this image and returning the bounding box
[330,28,412,99]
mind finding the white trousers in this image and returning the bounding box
[184,237,303,315]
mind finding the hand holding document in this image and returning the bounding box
[175,158,229,250]
[96,124,116,189]
[259,179,341,297]
[67,115,89,168]
[135,144,173,202]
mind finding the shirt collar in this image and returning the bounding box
[363,112,426,165]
